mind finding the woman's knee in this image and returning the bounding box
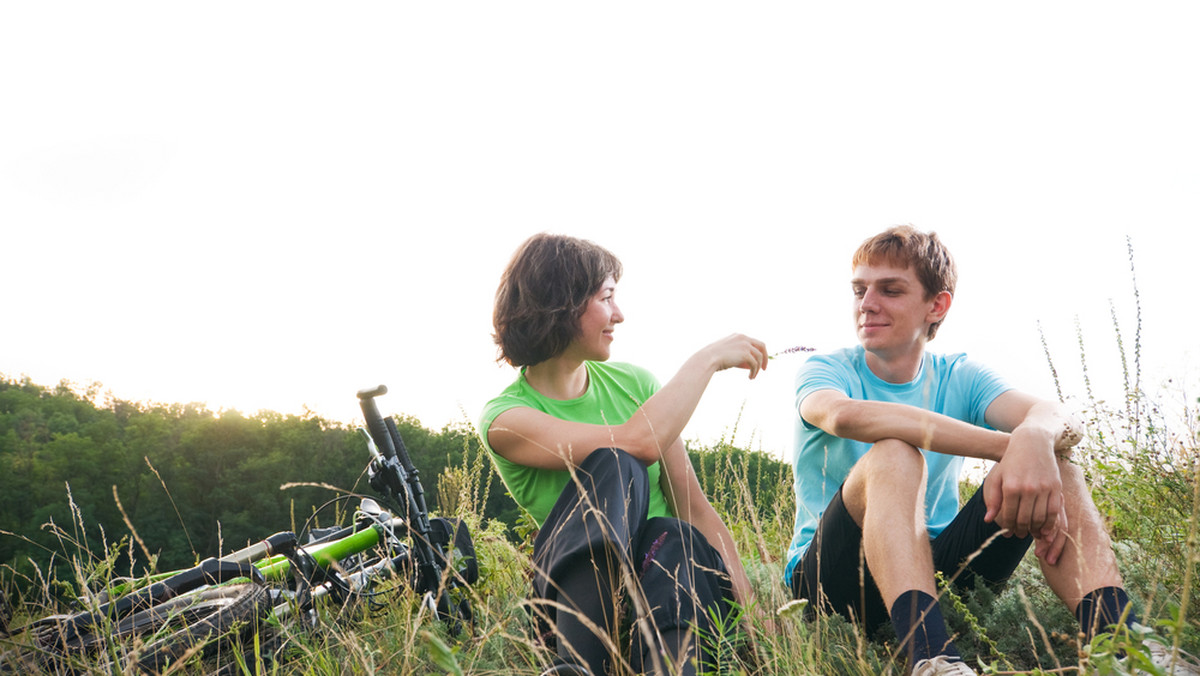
[533,448,650,567]
[581,446,642,475]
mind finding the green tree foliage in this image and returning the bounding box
[0,377,519,592]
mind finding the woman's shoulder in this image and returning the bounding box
[588,360,651,377]
[587,360,660,390]
[479,373,535,428]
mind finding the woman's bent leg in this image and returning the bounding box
[532,448,650,675]
[631,517,735,676]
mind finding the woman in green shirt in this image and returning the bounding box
[480,233,767,676]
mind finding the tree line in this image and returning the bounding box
[0,377,521,586]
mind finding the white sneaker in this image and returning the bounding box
[911,655,979,676]
[1146,641,1200,676]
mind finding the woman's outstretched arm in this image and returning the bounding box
[486,334,768,469]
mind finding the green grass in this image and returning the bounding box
[4,391,1195,675]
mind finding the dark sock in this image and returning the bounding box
[1075,586,1137,640]
[890,590,961,663]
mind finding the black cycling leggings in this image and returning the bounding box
[531,447,735,675]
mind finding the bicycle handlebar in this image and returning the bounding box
[355,384,466,632]
[357,386,396,461]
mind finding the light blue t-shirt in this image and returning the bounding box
[783,345,1011,582]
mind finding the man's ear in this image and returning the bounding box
[927,290,952,324]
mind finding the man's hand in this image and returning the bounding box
[1032,504,1070,566]
[983,426,1065,543]
[980,394,1086,566]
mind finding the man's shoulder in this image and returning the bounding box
[797,346,864,381]
[793,347,866,409]
[923,350,1003,383]
[802,345,863,369]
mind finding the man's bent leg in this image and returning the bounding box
[1043,460,1128,639]
[940,465,1132,643]
[794,440,963,665]
[844,440,966,664]
[842,439,936,608]
[791,486,890,635]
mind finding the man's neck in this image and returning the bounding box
[864,345,926,384]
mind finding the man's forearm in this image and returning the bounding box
[808,396,1011,461]
[1012,401,1085,459]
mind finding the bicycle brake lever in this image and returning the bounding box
[358,497,384,518]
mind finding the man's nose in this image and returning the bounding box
[858,289,880,312]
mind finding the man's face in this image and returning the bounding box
[850,262,942,356]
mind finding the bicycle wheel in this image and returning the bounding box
[35,582,272,673]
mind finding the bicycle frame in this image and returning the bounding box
[32,500,411,650]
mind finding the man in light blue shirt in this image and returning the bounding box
[786,226,1151,676]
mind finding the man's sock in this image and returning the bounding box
[1075,586,1138,640]
[890,590,962,663]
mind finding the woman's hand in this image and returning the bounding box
[702,334,769,379]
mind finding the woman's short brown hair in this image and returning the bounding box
[493,233,623,367]
[852,225,957,339]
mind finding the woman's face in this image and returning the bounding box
[571,275,623,362]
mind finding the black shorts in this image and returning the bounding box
[790,482,1033,634]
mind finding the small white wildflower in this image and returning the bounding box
[776,598,809,618]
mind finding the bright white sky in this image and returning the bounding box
[3,3,1197,458]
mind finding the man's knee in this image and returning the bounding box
[852,439,926,480]
[843,439,926,516]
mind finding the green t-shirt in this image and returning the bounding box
[478,361,674,528]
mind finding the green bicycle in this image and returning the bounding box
[0,385,477,674]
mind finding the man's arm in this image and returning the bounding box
[799,389,1011,461]
[981,390,1085,564]
[983,390,1084,455]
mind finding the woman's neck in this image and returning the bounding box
[524,355,590,400]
